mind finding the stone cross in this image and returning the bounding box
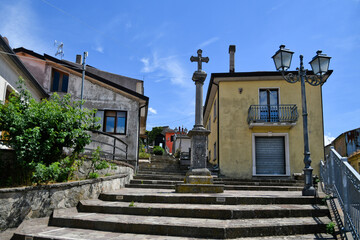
[190,49,209,72]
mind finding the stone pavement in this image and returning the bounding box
[9,157,337,239]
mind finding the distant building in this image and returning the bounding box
[326,128,360,173]
[14,47,148,164]
[172,127,190,156]
[203,45,332,178]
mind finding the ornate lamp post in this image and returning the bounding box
[272,45,331,196]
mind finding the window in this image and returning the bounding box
[259,89,279,122]
[104,111,127,134]
[51,69,69,92]
[95,110,127,135]
[213,99,217,120]
[207,116,211,130]
[214,142,217,160]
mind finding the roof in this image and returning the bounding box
[203,70,333,119]
[13,47,149,103]
[0,36,48,97]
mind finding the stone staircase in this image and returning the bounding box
[12,155,336,239]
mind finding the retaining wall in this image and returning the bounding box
[0,166,133,230]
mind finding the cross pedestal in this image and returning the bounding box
[175,50,224,193]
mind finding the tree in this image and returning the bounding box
[0,78,98,167]
[147,127,163,145]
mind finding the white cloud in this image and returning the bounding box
[149,107,157,114]
[140,57,151,72]
[140,52,190,87]
[95,46,104,53]
[198,37,219,48]
[324,134,335,146]
[0,0,50,53]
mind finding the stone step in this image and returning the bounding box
[49,208,331,239]
[13,228,336,240]
[78,199,330,219]
[138,169,186,174]
[133,174,185,181]
[99,188,323,205]
[215,178,301,184]
[131,179,183,185]
[130,179,303,187]
[133,174,303,186]
[12,220,195,240]
[125,183,303,191]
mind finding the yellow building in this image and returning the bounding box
[327,128,360,173]
[348,152,360,173]
[203,46,332,179]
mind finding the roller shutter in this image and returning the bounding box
[255,136,285,174]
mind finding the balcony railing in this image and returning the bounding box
[247,104,298,124]
[321,147,360,239]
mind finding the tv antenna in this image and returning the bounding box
[54,40,64,59]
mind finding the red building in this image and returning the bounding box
[163,126,188,154]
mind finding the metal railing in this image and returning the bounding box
[247,104,298,124]
[320,147,360,239]
[84,130,132,165]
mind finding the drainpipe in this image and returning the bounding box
[213,81,220,177]
[80,51,88,109]
[137,102,147,173]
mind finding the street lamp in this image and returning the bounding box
[272,45,331,196]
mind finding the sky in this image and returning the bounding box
[0,0,359,145]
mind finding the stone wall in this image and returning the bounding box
[0,166,133,230]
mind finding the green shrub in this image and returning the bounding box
[87,147,110,179]
[139,152,150,158]
[153,146,164,155]
[88,172,99,179]
[0,78,99,176]
[31,157,75,184]
[326,222,335,234]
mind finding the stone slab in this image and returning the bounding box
[175,184,224,193]
[49,208,331,239]
[99,188,323,205]
[78,199,329,219]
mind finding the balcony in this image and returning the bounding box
[247,104,298,129]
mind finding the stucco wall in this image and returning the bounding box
[0,53,43,102]
[0,167,133,230]
[206,91,218,165]
[206,78,324,178]
[67,73,140,160]
[15,55,140,161]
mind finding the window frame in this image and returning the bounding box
[96,110,127,135]
[51,68,69,93]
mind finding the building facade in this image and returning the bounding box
[203,46,332,178]
[14,47,148,163]
[326,128,360,173]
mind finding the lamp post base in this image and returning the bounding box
[302,186,316,196]
[302,167,316,196]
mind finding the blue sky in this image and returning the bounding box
[0,0,359,144]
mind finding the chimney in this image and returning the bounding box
[229,45,236,73]
[76,54,82,64]
[3,36,9,46]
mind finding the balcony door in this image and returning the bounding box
[259,89,279,122]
